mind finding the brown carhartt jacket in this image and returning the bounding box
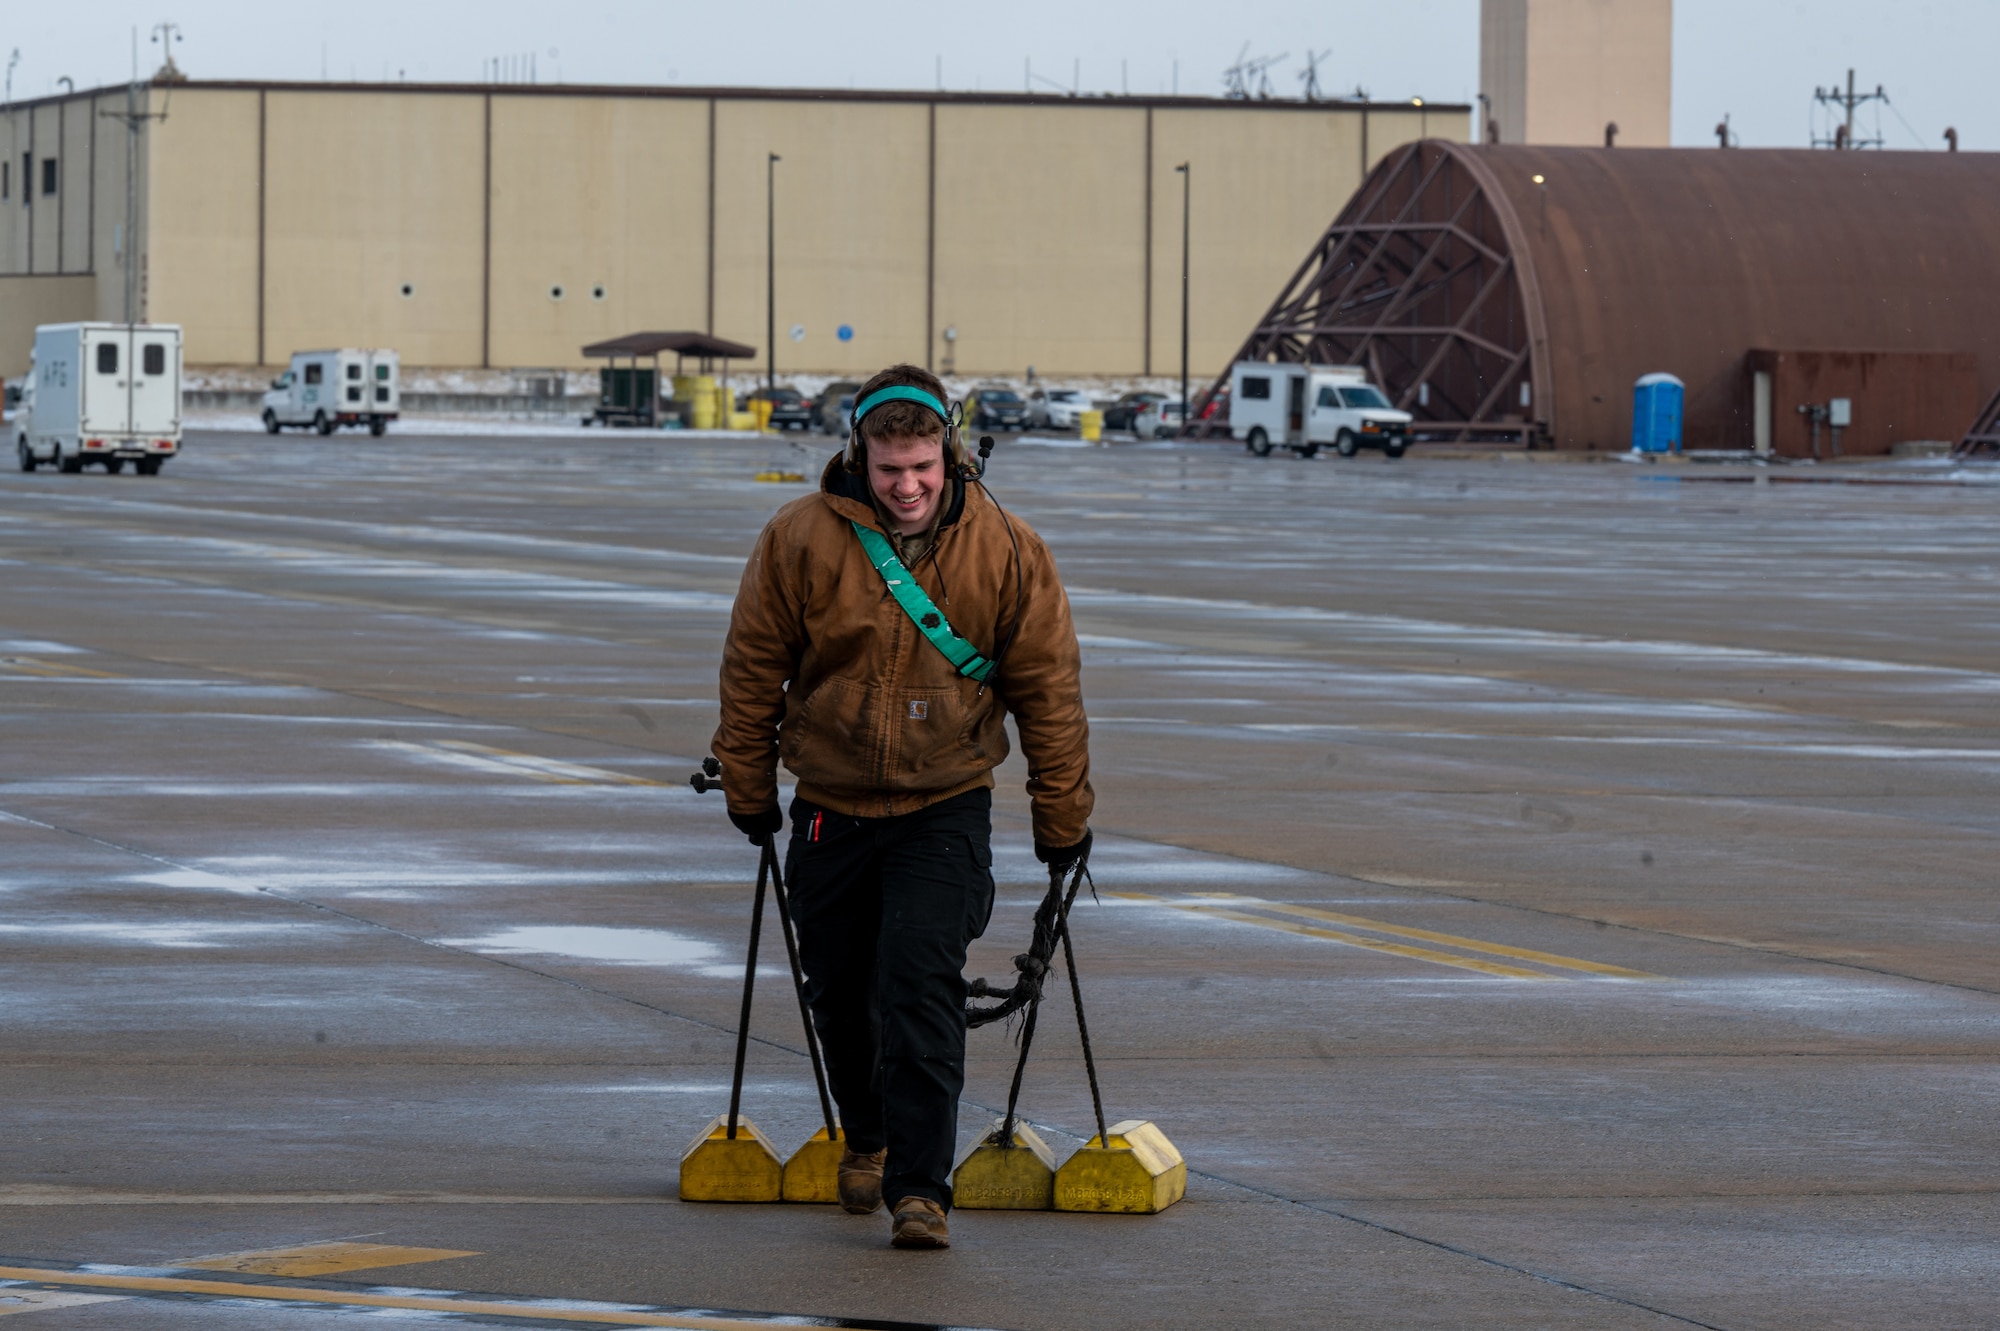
[713,455,1092,848]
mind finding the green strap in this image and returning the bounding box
[851,521,994,683]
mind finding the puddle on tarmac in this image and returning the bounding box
[442,925,726,970]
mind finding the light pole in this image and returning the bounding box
[1175,162,1190,433]
[766,153,779,391]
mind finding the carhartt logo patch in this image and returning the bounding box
[908,700,929,720]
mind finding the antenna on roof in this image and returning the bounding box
[1299,50,1327,103]
[1222,44,1251,99]
[1223,46,1287,100]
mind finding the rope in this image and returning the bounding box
[980,857,1107,1150]
[1059,909,1110,1148]
[723,842,769,1140]
[765,836,838,1139]
[965,857,1091,1028]
[724,836,837,1141]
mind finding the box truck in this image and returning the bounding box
[1228,361,1413,458]
[14,323,183,475]
[261,349,400,435]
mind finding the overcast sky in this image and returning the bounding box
[2,0,1985,151]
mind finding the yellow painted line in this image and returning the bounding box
[1204,895,1662,979]
[0,1265,807,1330]
[0,656,122,679]
[0,1290,127,1315]
[1120,895,1556,979]
[175,1241,479,1277]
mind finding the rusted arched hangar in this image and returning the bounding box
[1222,140,2000,453]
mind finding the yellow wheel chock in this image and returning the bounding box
[683,768,1182,1216]
[1053,1119,1186,1214]
[961,857,1184,1216]
[780,1123,847,1204]
[952,1119,1058,1210]
[675,821,842,1205]
[678,1114,784,1202]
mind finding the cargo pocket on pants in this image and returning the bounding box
[966,839,996,942]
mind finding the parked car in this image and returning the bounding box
[740,385,815,430]
[815,380,863,433]
[1132,399,1187,439]
[1028,386,1089,429]
[1226,361,1413,458]
[967,385,1030,432]
[1101,390,1166,432]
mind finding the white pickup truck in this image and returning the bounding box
[1228,361,1413,458]
[262,348,400,435]
[14,323,183,475]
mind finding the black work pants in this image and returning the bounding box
[784,787,996,1211]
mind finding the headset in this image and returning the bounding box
[845,382,1020,695]
[845,385,977,477]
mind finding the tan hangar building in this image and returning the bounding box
[1480,0,1673,146]
[0,81,1463,382]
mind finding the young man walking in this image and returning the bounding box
[713,364,1093,1248]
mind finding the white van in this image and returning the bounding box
[14,323,183,475]
[1228,361,1413,458]
[262,349,400,435]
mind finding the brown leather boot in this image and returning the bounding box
[889,1196,950,1249]
[837,1147,887,1215]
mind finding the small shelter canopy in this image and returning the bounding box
[580,330,755,428]
[581,332,755,360]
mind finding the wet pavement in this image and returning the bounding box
[2,430,1997,1329]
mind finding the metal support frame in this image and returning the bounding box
[1954,384,2000,458]
[1198,140,1543,447]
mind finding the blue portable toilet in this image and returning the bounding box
[1631,373,1685,454]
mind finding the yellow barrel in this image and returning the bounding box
[689,399,718,430]
[1080,409,1103,442]
[752,399,774,432]
[672,374,715,402]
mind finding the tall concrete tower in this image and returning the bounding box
[1480,0,1673,146]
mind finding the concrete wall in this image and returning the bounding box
[149,88,260,363]
[0,276,97,378]
[1482,0,1672,147]
[489,94,710,370]
[713,98,933,377]
[1,82,1466,381]
[0,95,110,281]
[265,91,490,367]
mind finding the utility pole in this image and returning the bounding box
[91,25,180,323]
[1176,162,1190,434]
[101,66,170,323]
[766,153,779,391]
[1812,69,1885,150]
[6,49,18,271]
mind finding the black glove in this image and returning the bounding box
[728,807,783,844]
[1034,828,1093,874]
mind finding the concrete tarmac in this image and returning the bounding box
[1,430,1996,1329]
